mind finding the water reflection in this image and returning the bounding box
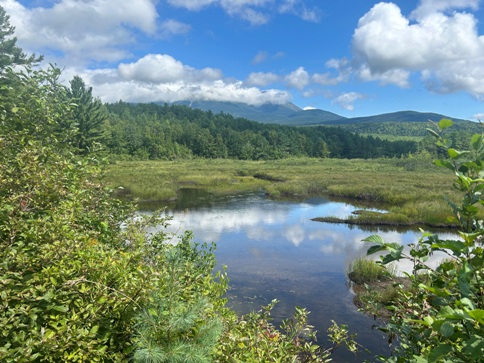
[142,191,456,362]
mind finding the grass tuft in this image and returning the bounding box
[348,258,394,284]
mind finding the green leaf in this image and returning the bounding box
[458,269,472,297]
[439,322,454,337]
[428,344,453,363]
[362,235,385,244]
[471,133,483,151]
[366,245,387,255]
[44,330,56,339]
[433,159,455,171]
[431,240,466,256]
[468,309,484,324]
[447,148,469,160]
[148,308,158,317]
[412,356,427,363]
[89,325,99,336]
[460,298,475,310]
[439,118,453,130]
[463,336,484,360]
[42,291,54,302]
[423,316,434,326]
[51,305,69,313]
[427,128,441,139]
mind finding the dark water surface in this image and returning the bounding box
[141,190,454,362]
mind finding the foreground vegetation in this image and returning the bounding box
[105,156,461,227]
[356,119,484,362]
[0,8,354,362]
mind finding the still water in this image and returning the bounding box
[141,189,454,362]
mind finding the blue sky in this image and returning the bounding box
[2,0,484,120]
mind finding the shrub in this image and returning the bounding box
[364,119,484,362]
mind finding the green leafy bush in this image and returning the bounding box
[364,119,484,362]
[0,66,154,361]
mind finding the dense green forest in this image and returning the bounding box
[103,101,417,160]
[336,120,481,138]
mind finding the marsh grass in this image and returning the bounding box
[104,157,478,226]
[348,258,395,284]
[348,258,405,318]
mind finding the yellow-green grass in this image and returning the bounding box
[104,157,475,227]
[348,258,395,284]
[348,258,411,319]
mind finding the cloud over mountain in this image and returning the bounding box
[0,0,481,116]
[84,54,291,105]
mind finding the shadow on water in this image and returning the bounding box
[141,188,455,362]
[138,188,245,211]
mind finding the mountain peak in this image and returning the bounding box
[171,100,343,125]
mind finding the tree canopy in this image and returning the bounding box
[104,101,417,161]
[0,6,42,73]
[67,75,108,154]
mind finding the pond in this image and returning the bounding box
[140,189,455,362]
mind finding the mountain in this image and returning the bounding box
[321,111,479,137]
[170,100,478,137]
[320,110,468,125]
[173,100,345,125]
[287,108,347,124]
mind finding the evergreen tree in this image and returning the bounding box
[133,237,224,363]
[0,6,42,73]
[67,75,107,154]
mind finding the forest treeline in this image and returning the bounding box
[336,120,481,138]
[103,101,418,160]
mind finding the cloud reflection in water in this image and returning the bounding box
[145,193,458,360]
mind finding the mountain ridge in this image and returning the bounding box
[171,100,471,126]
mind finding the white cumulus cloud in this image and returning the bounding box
[118,54,222,83]
[472,113,484,121]
[168,0,272,24]
[411,0,479,20]
[285,67,310,89]
[278,0,320,22]
[351,2,484,98]
[251,51,268,64]
[167,0,217,11]
[0,0,159,65]
[332,92,365,111]
[81,54,291,105]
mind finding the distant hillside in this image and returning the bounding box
[322,111,468,125]
[323,111,480,137]
[172,101,478,137]
[287,108,347,124]
[173,100,309,125]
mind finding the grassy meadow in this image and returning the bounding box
[104,157,463,227]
